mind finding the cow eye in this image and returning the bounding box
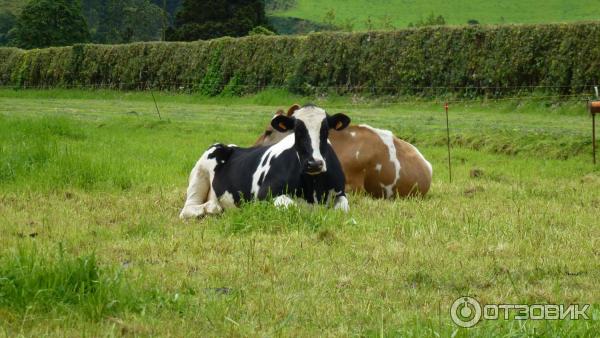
[265,130,272,136]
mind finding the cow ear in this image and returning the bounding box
[328,113,351,131]
[271,115,295,132]
[287,104,301,117]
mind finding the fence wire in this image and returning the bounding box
[0,82,597,106]
[1,82,596,165]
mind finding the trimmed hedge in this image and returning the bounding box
[1,22,600,97]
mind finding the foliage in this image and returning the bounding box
[0,0,24,14]
[265,0,296,11]
[0,10,16,46]
[408,13,446,28]
[167,0,269,41]
[249,25,276,36]
[268,15,334,35]
[82,0,165,44]
[12,0,90,49]
[1,23,600,97]
[197,50,225,96]
[150,0,182,19]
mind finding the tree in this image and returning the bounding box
[248,26,275,36]
[150,0,182,20]
[82,0,164,44]
[264,0,296,11]
[0,10,16,46]
[13,0,89,49]
[167,0,269,41]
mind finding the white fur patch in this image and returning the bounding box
[355,151,360,160]
[375,163,382,173]
[350,132,356,137]
[251,134,296,198]
[179,204,206,219]
[274,195,296,208]
[219,191,236,210]
[359,124,402,198]
[334,195,349,212]
[408,143,433,177]
[180,146,223,219]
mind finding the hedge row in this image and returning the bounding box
[1,22,600,97]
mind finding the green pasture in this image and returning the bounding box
[273,0,600,30]
[0,89,598,336]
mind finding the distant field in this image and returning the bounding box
[0,89,598,336]
[273,0,600,30]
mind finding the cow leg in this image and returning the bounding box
[273,195,296,209]
[203,189,223,215]
[180,147,223,219]
[333,193,350,212]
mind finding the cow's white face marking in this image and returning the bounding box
[375,163,382,173]
[360,124,402,198]
[350,132,356,137]
[294,106,328,173]
[251,134,296,197]
[355,151,360,160]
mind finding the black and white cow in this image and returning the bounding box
[179,104,352,219]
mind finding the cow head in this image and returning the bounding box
[269,104,350,175]
[254,104,300,146]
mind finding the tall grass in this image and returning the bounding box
[0,246,138,320]
[0,116,135,190]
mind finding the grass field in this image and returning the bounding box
[0,89,598,336]
[272,0,600,30]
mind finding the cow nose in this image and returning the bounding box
[307,159,324,172]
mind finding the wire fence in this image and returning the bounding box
[1,81,596,165]
[0,82,598,106]
[0,82,594,136]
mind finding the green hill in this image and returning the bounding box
[271,0,600,30]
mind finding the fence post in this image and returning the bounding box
[590,87,600,165]
[148,85,162,120]
[445,102,452,182]
[593,112,596,164]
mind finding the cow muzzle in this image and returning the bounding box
[305,159,324,175]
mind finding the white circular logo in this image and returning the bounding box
[451,296,482,328]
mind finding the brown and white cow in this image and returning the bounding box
[254,104,432,198]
